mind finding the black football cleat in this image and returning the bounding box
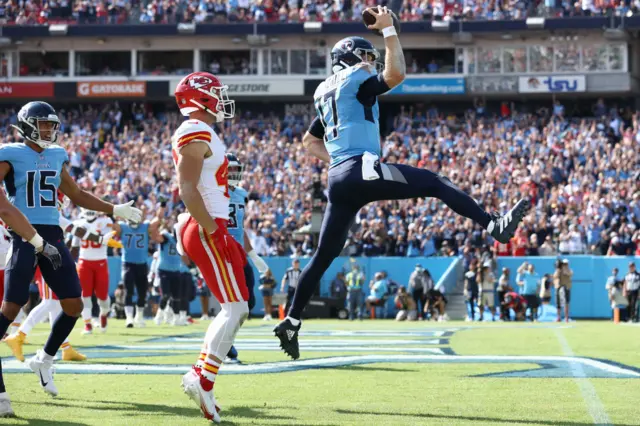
[273,319,301,360]
[487,198,530,244]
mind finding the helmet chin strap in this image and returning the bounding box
[190,99,225,122]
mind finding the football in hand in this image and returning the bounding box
[362,7,401,37]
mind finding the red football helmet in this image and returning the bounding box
[174,72,235,121]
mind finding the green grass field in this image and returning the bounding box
[1,318,639,425]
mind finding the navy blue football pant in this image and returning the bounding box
[124,262,148,308]
[288,155,492,320]
[4,225,81,305]
[159,269,181,312]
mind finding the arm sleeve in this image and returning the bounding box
[307,117,325,139]
[357,74,391,100]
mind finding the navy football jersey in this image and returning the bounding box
[313,64,381,166]
[0,143,69,225]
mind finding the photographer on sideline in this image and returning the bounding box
[394,287,418,321]
[408,264,428,318]
[497,267,511,320]
[517,262,541,321]
[553,259,573,322]
[624,262,640,322]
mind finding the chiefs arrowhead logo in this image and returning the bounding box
[188,76,213,90]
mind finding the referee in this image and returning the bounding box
[281,258,302,312]
[624,262,640,322]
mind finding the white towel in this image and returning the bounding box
[362,152,380,181]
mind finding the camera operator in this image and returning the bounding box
[553,259,573,322]
[394,287,418,321]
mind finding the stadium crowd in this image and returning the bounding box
[1,0,637,26]
[0,98,638,259]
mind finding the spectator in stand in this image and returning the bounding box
[538,236,556,256]
[624,262,640,322]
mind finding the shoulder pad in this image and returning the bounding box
[173,120,213,149]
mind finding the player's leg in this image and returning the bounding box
[46,301,86,362]
[94,260,110,331]
[134,264,148,327]
[31,226,83,397]
[179,217,248,422]
[123,263,136,327]
[0,235,36,407]
[366,160,528,242]
[156,270,172,325]
[169,271,185,326]
[226,264,254,364]
[78,260,94,334]
[274,199,360,359]
[5,293,52,362]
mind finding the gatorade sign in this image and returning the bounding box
[77,82,147,98]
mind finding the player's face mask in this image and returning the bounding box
[227,163,244,188]
[355,49,383,73]
[24,117,60,148]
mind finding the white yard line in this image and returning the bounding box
[554,329,613,426]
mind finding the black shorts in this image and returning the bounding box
[556,287,571,308]
[523,295,539,309]
[5,225,81,305]
[181,272,196,301]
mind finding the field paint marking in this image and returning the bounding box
[4,354,639,377]
[555,329,613,426]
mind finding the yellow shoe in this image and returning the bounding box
[5,333,25,362]
[62,347,87,362]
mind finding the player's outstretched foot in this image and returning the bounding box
[62,346,87,362]
[27,350,58,397]
[273,318,301,360]
[5,332,25,362]
[181,367,221,423]
[0,392,15,418]
[487,199,530,244]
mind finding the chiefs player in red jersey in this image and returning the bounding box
[172,72,248,423]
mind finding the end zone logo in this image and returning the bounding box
[77,82,146,98]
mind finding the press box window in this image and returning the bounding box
[137,50,193,76]
[19,51,69,77]
[404,49,456,74]
[75,51,131,76]
[200,50,257,75]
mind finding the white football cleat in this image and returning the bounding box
[134,314,146,328]
[154,310,165,325]
[200,314,210,321]
[27,350,58,397]
[224,357,241,365]
[181,368,221,423]
[0,392,15,418]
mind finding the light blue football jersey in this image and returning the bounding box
[120,222,149,264]
[0,143,69,225]
[313,65,381,166]
[157,230,181,272]
[228,186,248,245]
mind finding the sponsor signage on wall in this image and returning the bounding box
[0,82,54,98]
[518,75,586,93]
[77,81,147,97]
[169,78,304,96]
[388,77,466,95]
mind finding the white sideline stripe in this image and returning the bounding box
[555,330,613,426]
[86,344,446,353]
[164,338,445,345]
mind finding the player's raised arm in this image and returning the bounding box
[244,230,269,274]
[366,6,405,88]
[59,167,142,224]
[176,142,218,234]
[302,118,330,163]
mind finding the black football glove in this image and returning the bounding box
[36,242,63,270]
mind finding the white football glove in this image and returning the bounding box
[248,250,269,274]
[113,201,143,223]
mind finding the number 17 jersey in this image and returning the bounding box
[0,143,69,225]
[313,64,381,166]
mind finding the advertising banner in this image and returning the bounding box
[169,78,304,96]
[388,77,465,95]
[518,75,586,93]
[77,81,147,97]
[0,82,54,98]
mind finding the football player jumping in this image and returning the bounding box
[172,72,249,423]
